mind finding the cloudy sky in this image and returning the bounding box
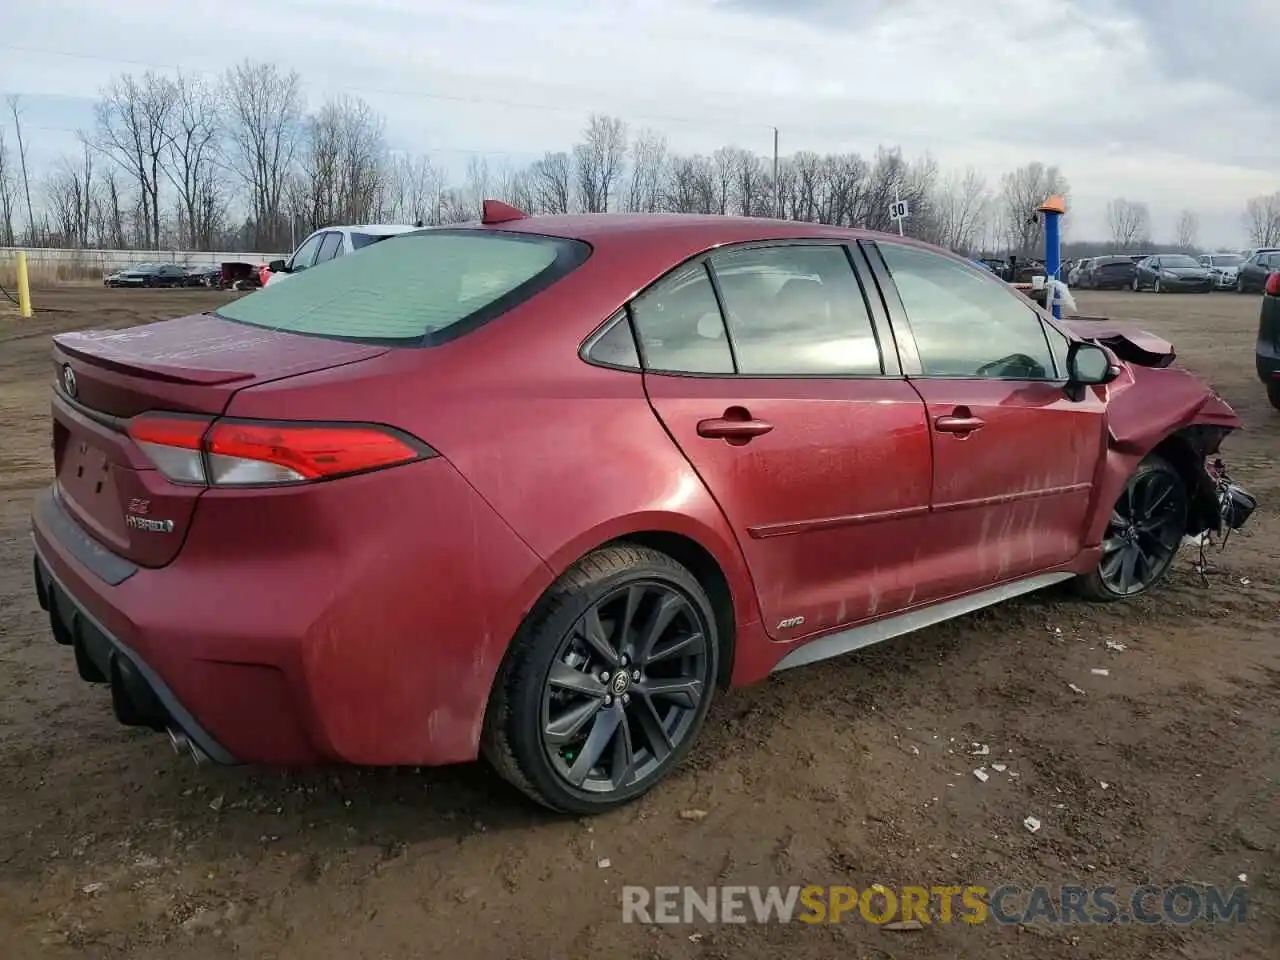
[1,0,1275,247]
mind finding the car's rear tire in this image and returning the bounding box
[1075,455,1189,602]
[482,544,719,815]
[1268,380,1280,411]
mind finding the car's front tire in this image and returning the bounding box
[482,544,719,815]
[1076,455,1189,602]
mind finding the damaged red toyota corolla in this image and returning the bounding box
[31,203,1257,814]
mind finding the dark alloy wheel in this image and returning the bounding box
[483,545,719,814]
[1077,456,1188,601]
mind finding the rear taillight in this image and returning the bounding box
[1266,272,1280,297]
[127,414,431,486]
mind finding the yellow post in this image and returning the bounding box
[15,251,33,318]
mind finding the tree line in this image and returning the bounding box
[0,59,1277,256]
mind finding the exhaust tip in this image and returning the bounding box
[167,726,209,766]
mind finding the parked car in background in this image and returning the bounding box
[185,265,221,288]
[1197,252,1244,290]
[262,224,420,286]
[1133,254,1213,293]
[1079,256,1137,290]
[104,263,190,288]
[1258,271,1280,409]
[33,203,1255,814]
[1067,258,1091,286]
[1236,249,1280,294]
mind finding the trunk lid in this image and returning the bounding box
[49,312,387,567]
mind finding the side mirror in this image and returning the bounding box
[1067,341,1121,386]
[268,259,287,273]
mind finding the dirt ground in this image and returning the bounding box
[0,286,1276,959]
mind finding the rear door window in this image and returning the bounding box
[315,232,344,263]
[708,244,883,375]
[630,262,735,374]
[215,229,588,345]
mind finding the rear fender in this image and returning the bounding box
[1085,366,1240,545]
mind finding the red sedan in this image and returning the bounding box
[31,202,1255,814]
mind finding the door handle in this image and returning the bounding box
[697,413,774,441]
[935,415,986,434]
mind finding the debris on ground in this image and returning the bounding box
[1091,668,1110,676]
[991,763,1007,773]
[1105,639,1128,652]
[1068,683,1086,695]
[971,743,990,756]
[973,768,989,783]
[678,809,708,823]
[597,858,611,869]
[885,920,925,931]
[1023,816,1041,834]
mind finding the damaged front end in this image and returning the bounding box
[1063,318,1258,549]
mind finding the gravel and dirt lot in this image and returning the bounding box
[1,286,1276,959]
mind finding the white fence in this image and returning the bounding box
[1,246,288,275]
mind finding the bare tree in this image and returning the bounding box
[6,95,37,244]
[221,60,304,250]
[573,114,627,213]
[730,146,772,217]
[94,73,176,249]
[43,137,95,247]
[93,167,127,248]
[624,129,668,214]
[1105,198,1151,249]
[0,127,17,246]
[385,153,445,224]
[935,167,990,253]
[999,162,1070,255]
[295,94,387,230]
[464,155,491,219]
[529,151,573,214]
[1173,209,1199,251]
[161,74,221,249]
[1243,192,1280,248]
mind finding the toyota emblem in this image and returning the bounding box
[62,364,78,398]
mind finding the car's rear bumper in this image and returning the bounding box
[31,458,555,768]
[33,534,238,764]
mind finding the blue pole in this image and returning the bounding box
[1042,210,1062,318]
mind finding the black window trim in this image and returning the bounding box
[216,227,592,349]
[579,237,901,380]
[864,238,1069,383]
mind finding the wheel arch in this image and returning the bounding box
[1149,427,1225,535]
[605,530,738,689]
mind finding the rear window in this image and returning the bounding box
[214,230,589,345]
[1097,257,1132,267]
[350,231,403,250]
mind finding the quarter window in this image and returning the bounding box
[630,262,735,374]
[585,313,641,370]
[709,244,882,376]
[877,242,1057,380]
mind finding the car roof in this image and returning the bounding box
[335,224,420,236]
[458,212,929,265]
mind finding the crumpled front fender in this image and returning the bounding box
[1084,364,1241,545]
